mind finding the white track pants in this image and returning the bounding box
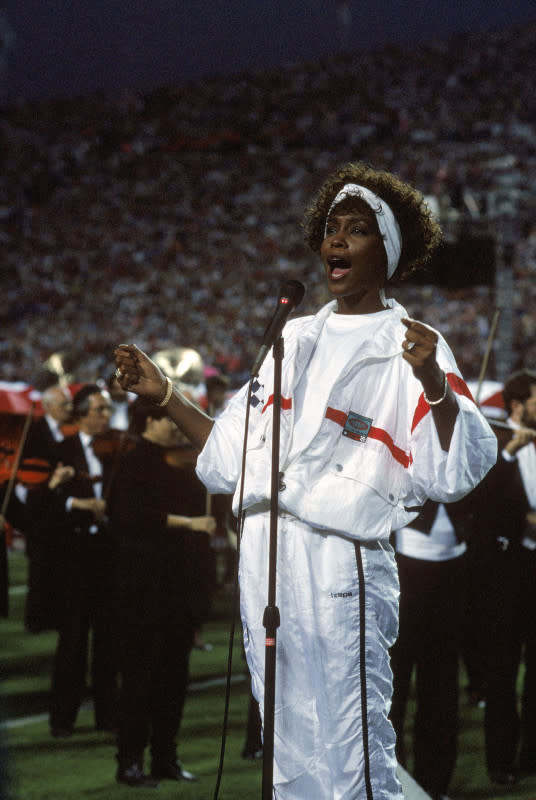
[240,509,404,800]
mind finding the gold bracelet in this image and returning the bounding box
[156,376,173,407]
[424,372,448,406]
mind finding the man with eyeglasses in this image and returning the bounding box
[47,384,118,738]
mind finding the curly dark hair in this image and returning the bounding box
[302,161,442,281]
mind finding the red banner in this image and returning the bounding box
[0,382,44,416]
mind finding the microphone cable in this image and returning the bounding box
[212,378,254,800]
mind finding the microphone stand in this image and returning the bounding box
[262,335,284,800]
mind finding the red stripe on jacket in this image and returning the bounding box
[410,372,474,433]
[263,394,292,413]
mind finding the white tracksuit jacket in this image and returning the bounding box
[197,299,497,800]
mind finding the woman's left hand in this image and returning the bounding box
[401,317,447,400]
[401,318,458,450]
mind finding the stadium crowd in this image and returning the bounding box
[1,20,536,388]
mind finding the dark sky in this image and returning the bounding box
[1,1,535,102]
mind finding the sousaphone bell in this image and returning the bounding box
[152,347,204,393]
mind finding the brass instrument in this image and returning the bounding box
[152,347,204,390]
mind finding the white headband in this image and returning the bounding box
[325,183,402,279]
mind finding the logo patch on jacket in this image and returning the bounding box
[343,411,373,443]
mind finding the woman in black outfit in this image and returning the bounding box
[109,397,216,787]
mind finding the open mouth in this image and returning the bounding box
[328,257,352,279]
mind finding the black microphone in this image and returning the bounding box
[250,279,305,377]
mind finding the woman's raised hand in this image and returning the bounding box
[114,344,168,404]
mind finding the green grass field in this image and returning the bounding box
[2,548,536,800]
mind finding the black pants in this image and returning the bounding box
[117,616,194,766]
[485,545,536,773]
[390,552,466,797]
[50,535,118,731]
[461,527,495,699]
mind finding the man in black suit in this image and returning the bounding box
[48,384,118,737]
[23,384,73,631]
[474,370,536,785]
[390,497,472,800]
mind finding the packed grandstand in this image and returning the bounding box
[1,20,535,389]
